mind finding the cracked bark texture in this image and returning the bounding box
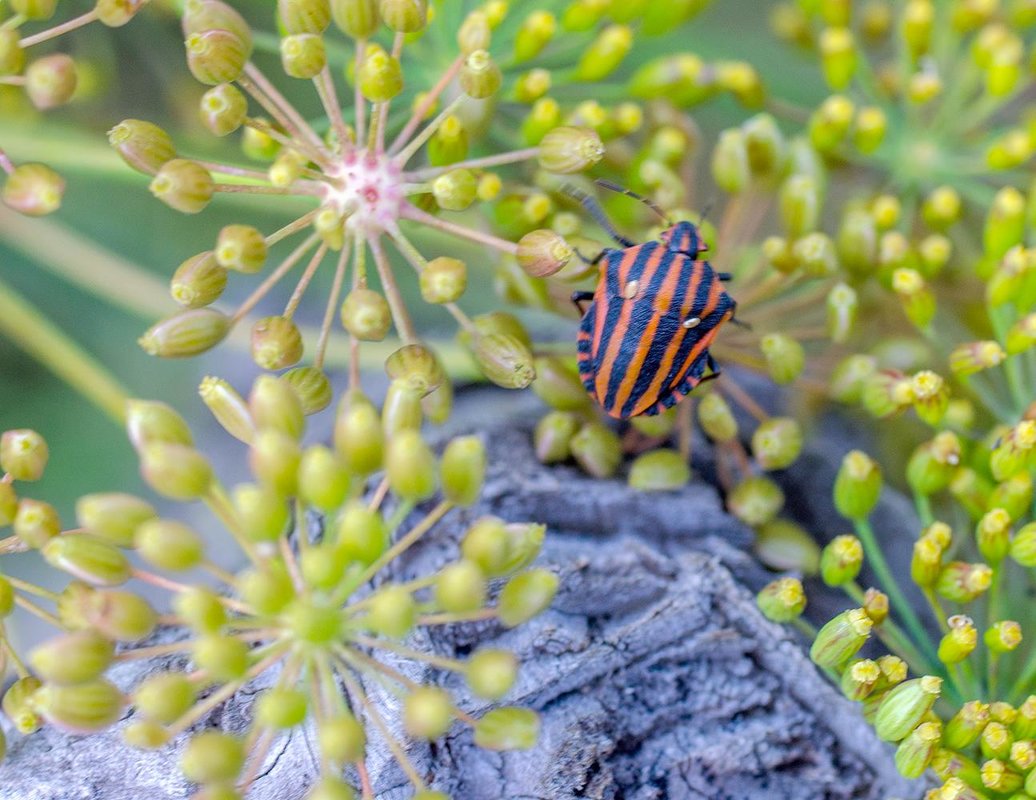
[1,392,919,800]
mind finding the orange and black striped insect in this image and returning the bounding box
[568,180,737,419]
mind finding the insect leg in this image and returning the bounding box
[574,246,608,266]
[717,272,733,281]
[700,352,722,383]
[594,179,671,225]
[561,184,638,248]
[571,290,594,316]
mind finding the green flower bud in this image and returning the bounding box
[0,482,15,527]
[991,470,1033,521]
[936,561,993,603]
[788,234,837,279]
[318,714,365,763]
[456,9,491,54]
[950,467,994,521]
[0,576,12,618]
[1014,697,1036,740]
[199,376,255,445]
[853,106,887,153]
[459,49,502,99]
[429,113,468,165]
[906,432,961,495]
[10,0,57,20]
[874,675,942,743]
[149,158,215,214]
[440,436,485,507]
[214,224,268,274]
[384,345,445,399]
[0,30,25,78]
[171,251,227,309]
[281,33,326,79]
[710,129,750,195]
[193,634,249,682]
[75,492,155,548]
[982,758,1023,794]
[977,507,1012,563]
[498,568,557,627]
[727,476,784,527]
[199,82,249,137]
[985,186,1027,260]
[279,0,331,33]
[470,332,536,390]
[435,559,487,613]
[538,127,605,173]
[341,287,392,340]
[760,334,805,385]
[33,680,125,734]
[249,429,301,495]
[283,598,342,645]
[514,11,556,62]
[126,398,192,450]
[1011,522,1036,566]
[943,701,991,750]
[249,315,303,370]
[386,429,437,501]
[985,620,1022,654]
[255,686,308,730]
[378,0,426,31]
[697,391,738,442]
[3,676,42,734]
[431,168,476,212]
[779,175,819,238]
[123,720,170,750]
[895,721,941,779]
[1,163,65,216]
[404,686,452,740]
[820,534,863,586]
[358,44,403,102]
[754,518,821,574]
[62,585,156,642]
[840,659,881,701]
[949,340,1006,377]
[751,417,803,471]
[299,542,347,591]
[808,94,854,153]
[333,394,383,474]
[521,99,561,146]
[575,24,632,81]
[533,411,579,463]
[133,671,195,721]
[990,421,1036,482]
[742,112,785,174]
[186,29,251,86]
[1,428,48,481]
[569,421,621,479]
[819,26,857,89]
[108,119,176,175]
[173,585,227,633]
[834,450,882,519]
[810,608,873,669]
[756,577,806,622]
[474,707,539,751]
[902,0,934,56]
[365,585,416,638]
[30,631,114,686]
[981,721,1012,761]
[298,446,350,512]
[420,256,466,303]
[135,519,204,571]
[331,0,378,37]
[140,442,213,500]
[920,186,962,230]
[938,614,977,664]
[1005,313,1036,356]
[335,503,389,563]
[43,535,131,586]
[517,229,573,278]
[466,649,517,700]
[183,0,252,39]
[627,449,691,492]
[25,54,77,110]
[13,498,60,548]
[181,731,245,784]
[139,308,230,358]
[237,562,294,616]
[249,374,305,439]
[514,68,551,103]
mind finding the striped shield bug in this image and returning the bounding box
[568,180,737,419]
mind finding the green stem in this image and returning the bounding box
[0,274,129,423]
[854,518,938,665]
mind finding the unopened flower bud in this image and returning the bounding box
[278,0,331,34]
[910,370,948,426]
[75,492,154,548]
[498,568,558,627]
[779,175,819,237]
[186,29,251,85]
[2,163,64,216]
[25,54,77,110]
[200,82,248,137]
[317,714,365,765]
[474,707,539,751]
[365,584,416,639]
[820,534,864,587]
[30,631,114,686]
[403,685,452,740]
[533,411,579,463]
[13,498,61,548]
[3,676,42,734]
[181,731,245,785]
[811,608,873,669]
[140,442,213,500]
[216,223,268,273]
[943,701,990,750]
[938,614,978,663]
[981,721,1012,760]
[149,159,215,214]
[711,129,750,195]
[287,368,332,415]
[569,422,621,479]
[133,673,195,724]
[841,659,881,701]
[809,94,854,152]
[136,519,204,571]
[756,577,806,622]
[358,44,403,102]
[139,308,231,358]
[43,535,131,586]
[853,106,887,153]
[441,436,485,507]
[760,333,805,385]
[986,186,1027,259]
[977,508,1012,562]
[458,49,501,99]
[1,428,48,481]
[1011,522,1036,567]
[33,680,125,734]
[538,127,604,173]
[173,585,226,633]
[470,332,536,390]
[297,446,349,512]
[198,376,254,444]
[331,0,378,38]
[333,394,383,475]
[10,0,57,20]
[986,620,1022,654]
[950,340,1006,376]
[108,119,176,175]
[249,374,304,439]
[875,675,942,742]
[834,449,882,519]
[514,11,556,62]
[819,27,857,89]
[248,315,303,370]
[727,476,784,527]
[0,30,23,76]
[386,429,437,501]
[936,561,993,603]
[341,287,392,340]
[169,251,225,308]
[517,229,573,278]
[420,256,466,303]
[281,33,326,79]
[249,429,301,495]
[126,399,192,450]
[628,449,691,491]
[751,417,803,470]
[895,721,942,779]
[193,634,249,682]
[906,432,961,495]
[697,391,738,442]
[435,559,487,613]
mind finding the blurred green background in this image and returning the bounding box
[0,0,828,521]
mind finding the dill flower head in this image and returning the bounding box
[1,374,555,796]
[0,0,150,216]
[118,0,641,404]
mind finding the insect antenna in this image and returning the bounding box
[595,178,672,226]
[561,183,637,248]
